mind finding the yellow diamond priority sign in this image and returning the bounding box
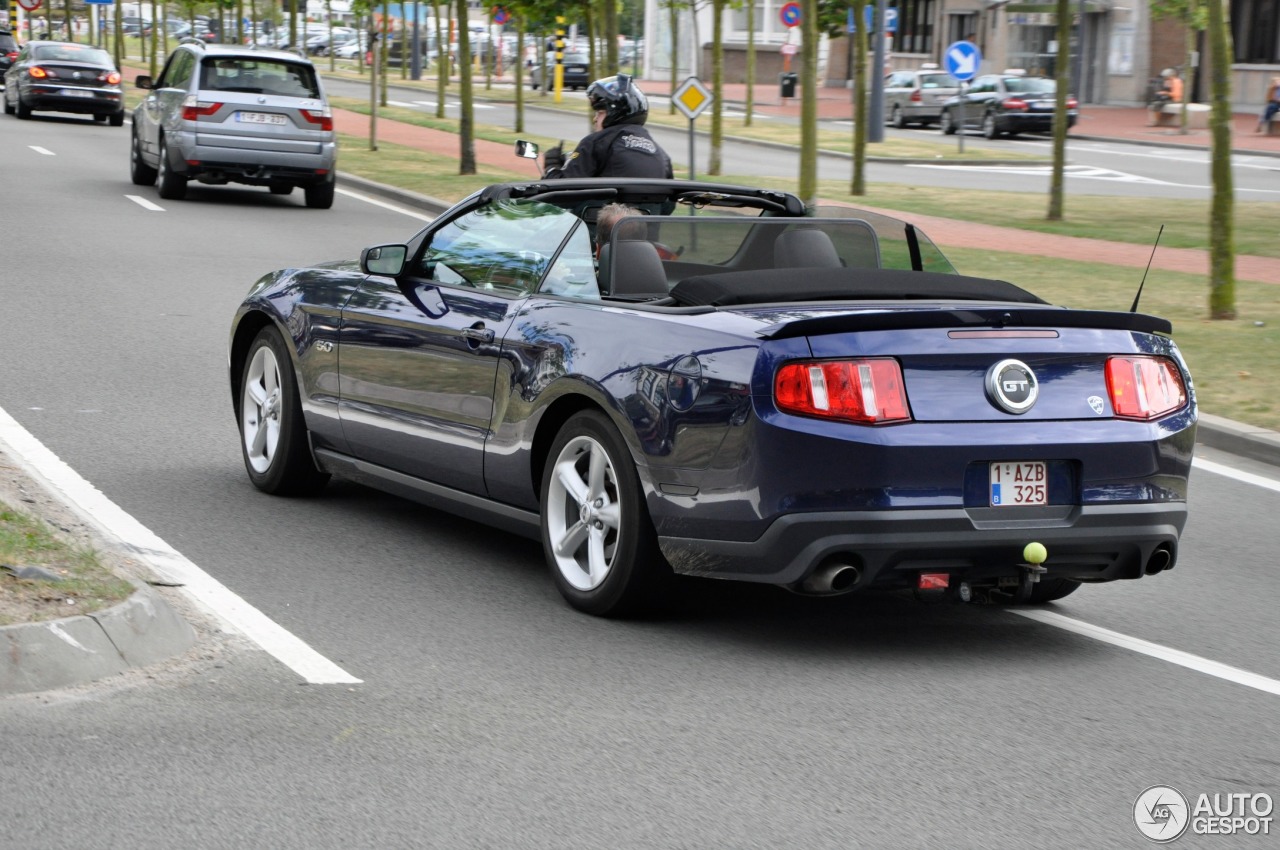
[673,76,713,121]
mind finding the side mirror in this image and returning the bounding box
[361,244,408,277]
[515,139,539,160]
[135,75,154,90]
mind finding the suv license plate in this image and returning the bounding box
[237,111,287,125]
[989,461,1047,506]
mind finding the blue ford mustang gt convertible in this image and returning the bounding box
[229,178,1196,616]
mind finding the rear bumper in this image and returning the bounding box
[657,502,1187,588]
[21,85,123,115]
[169,131,336,186]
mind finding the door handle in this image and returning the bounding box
[460,326,495,344]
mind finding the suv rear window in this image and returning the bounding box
[0,33,16,52]
[199,57,321,98]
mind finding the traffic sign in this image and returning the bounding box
[944,40,982,82]
[491,6,509,25]
[779,2,801,28]
[673,75,713,121]
[847,5,897,34]
[17,0,42,11]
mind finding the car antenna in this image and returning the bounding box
[1130,225,1164,313]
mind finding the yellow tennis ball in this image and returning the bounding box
[1023,542,1048,564]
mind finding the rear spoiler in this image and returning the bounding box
[756,306,1173,340]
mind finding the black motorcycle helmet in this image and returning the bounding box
[586,74,649,128]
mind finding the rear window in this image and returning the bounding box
[919,74,953,89]
[32,44,112,65]
[1005,76,1055,94]
[0,34,16,51]
[199,57,321,98]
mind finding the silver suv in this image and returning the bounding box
[130,41,337,208]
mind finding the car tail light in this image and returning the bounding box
[1105,356,1187,420]
[299,108,333,131]
[910,90,922,103]
[5,51,17,62]
[28,65,50,79]
[181,95,222,120]
[100,70,122,85]
[1066,97,1079,109]
[775,359,911,424]
[1001,98,1028,111]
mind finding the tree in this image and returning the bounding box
[1206,0,1234,318]
[744,0,755,127]
[708,0,729,174]
[1047,0,1069,221]
[456,0,476,174]
[665,0,679,114]
[848,1,868,195]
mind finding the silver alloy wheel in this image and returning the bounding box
[545,434,621,591]
[242,344,283,474]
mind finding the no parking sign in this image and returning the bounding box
[779,2,801,28]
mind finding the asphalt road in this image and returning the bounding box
[1,112,1278,849]
[322,76,1280,202]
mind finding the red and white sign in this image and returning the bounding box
[17,0,43,12]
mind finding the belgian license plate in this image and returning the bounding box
[237,111,287,125]
[989,461,1047,506]
[60,89,95,98]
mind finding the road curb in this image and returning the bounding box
[0,582,196,697]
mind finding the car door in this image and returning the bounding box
[137,48,194,162]
[337,199,580,495]
[964,76,998,128]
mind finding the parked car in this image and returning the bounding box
[883,65,959,128]
[227,176,1196,617]
[3,41,124,125]
[529,51,589,90]
[940,72,1078,139]
[306,27,358,56]
[0,29,18,80]
[130,41,336,207]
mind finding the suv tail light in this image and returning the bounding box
[1105,356,1187,420]
[299,107,333,131]
[5,51,17,62]
[181,94,222,120]
[1001,98,1028,112]
[775,359,911,424]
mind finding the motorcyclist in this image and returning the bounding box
[542,74,673,179]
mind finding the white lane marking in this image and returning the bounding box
[335,186,435,221]
[909,162,1178,184]
[1193,456,1280,493]
[1010,609,1280,697]
[30,146,55,156]
[126,195,165,211]
[0,405,362,686]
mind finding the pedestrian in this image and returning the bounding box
[1147,68,1183,125]
[542,74,673,180]
[1258,76,1280,132]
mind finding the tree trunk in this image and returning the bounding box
[433,2,446,117]
[515,20,525,133]
[456,0,476,174]
[668,1,678,114]
[798,0,817,207]
[745,0,755,127]
[604,0,619,72]
[1047,0,1069,221]
[1207,0,1235,318]
[851,1,867,195]
[709,0,723,175]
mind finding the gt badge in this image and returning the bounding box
[986,359,1038,414]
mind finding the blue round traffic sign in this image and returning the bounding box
[944,40,982,82]
[492,6,509,24]
[779,2,801,28]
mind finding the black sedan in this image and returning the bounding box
[229,178,1196,617]
[3,41,124,125]
[940,73,1077,139]
[529,52,590,91]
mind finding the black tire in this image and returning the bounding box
[16,97,31,120]
[304,175,335,209]
[540,410,671,617]
[94,113,108,122]
[109,111,125,127]
[1028,578,1080,604]
[891,104,906,129]
[156,138,187,200]
[3,91,13,115]
[982,112,1001,140]
[940,109,956,135]
[130,130,158,185]
[238,327,329,496]
[269,182,294,195]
